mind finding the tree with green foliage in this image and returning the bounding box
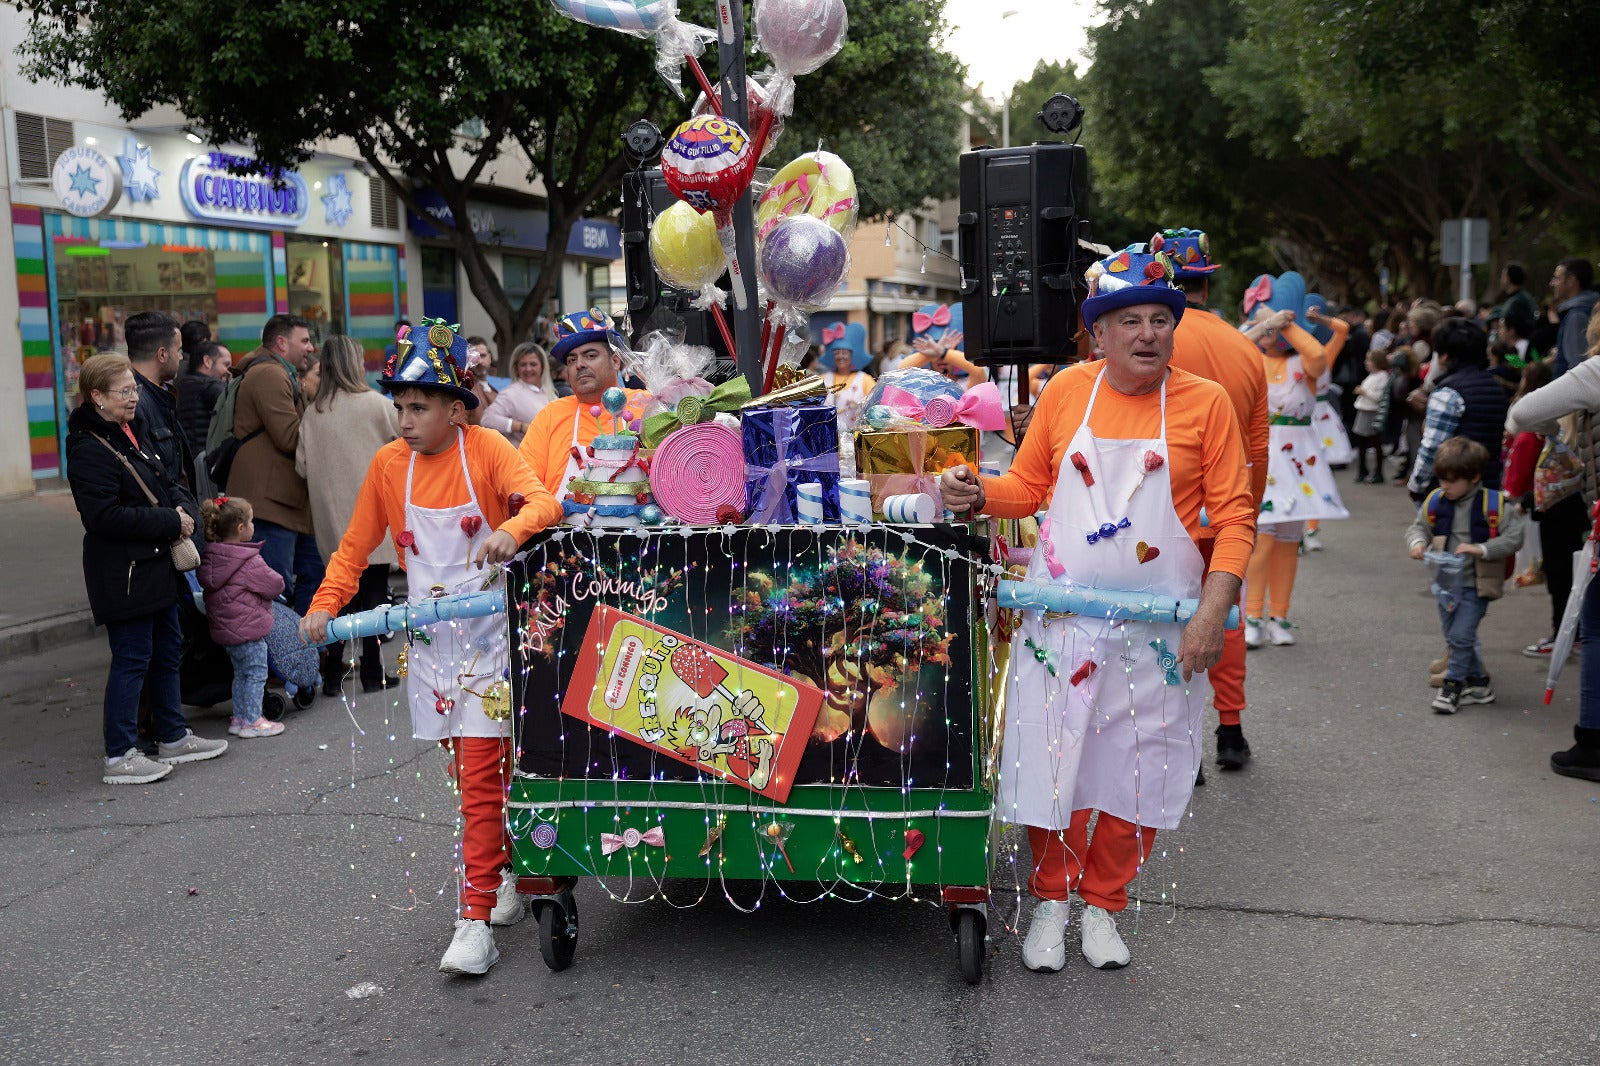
[17,0,967,355]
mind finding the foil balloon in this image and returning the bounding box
[548,0,716,99]
[693,75,786,161]
[759,214,849,315]
[755,151,858,241]
[660,115,758,309]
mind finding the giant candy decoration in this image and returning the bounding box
[649,421,749,524]
[660,115,758,310]
[750,0,849,154]
[549,0,717,100]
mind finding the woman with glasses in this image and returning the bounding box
[65,354,229,785]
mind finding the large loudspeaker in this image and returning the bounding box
[620,168,734,372]
[957,143,1091,366]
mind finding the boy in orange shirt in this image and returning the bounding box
[300,319,562,976]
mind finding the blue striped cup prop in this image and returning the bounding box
[796,481,826,524]
[882,492,937,524]
[838,478,873,524]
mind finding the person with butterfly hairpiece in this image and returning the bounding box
[300,318,563,976]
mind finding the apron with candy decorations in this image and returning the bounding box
[1261,354,1350,525]
[998,369,1205,831]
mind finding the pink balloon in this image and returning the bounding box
[753,0,848,77]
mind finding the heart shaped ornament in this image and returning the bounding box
[1136,541,1160,564]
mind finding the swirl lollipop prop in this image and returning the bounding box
[660,115,758,312]
[757,214,850,392]
[750,0,849,157]
[650,422,748,525]
[649,199,738,353]
[549,0,719,103]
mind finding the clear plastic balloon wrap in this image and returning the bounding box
[548,0,716,96]
[864,367,966,411]
[752,0,849,116]
[758,214,850,330]
[624,329,717,415]
[649,199,727,310]
[693,73,787,161]
[755,150,858,242]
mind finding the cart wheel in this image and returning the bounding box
[293,687,317,711]
[537,892,579,972]
[955,908,985,985]
[262,692,286,721]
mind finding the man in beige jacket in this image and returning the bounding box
[228,314,321,614]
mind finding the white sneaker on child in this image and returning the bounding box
[489,867,531,926]
[439,918,499,975]
[229,716,285,738]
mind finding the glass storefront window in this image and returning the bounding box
[503,252,541,307]
[285,236,347,345]
[54,242,219,361]
[421,245,458,324]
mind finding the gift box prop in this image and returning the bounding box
[742,403,842,523]
[853,427,977,520]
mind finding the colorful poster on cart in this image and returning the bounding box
[561,607,823,803]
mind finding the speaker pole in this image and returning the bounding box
[717,0,764,391]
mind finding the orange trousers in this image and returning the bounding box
[440,737,514,922]
[1028,811,1156,912]
[1198,539,1246,726]
[1245,532,1301,619]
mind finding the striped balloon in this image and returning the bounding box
[549,0,675,34]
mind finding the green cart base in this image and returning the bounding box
[509,778,995,982]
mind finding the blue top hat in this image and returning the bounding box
[1154,227,1219,280]
[822,321,869,370]
[379,318,478,409]
[1081,244,1187,330]
[551,307,625,364]
[911,302,964,350]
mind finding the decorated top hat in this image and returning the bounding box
[1154,227,1219,280]
[379,318,478,409]
[822,321,870,370]
[551,307,625,364]
[1081,244,1187,329]
[911,302,964,350]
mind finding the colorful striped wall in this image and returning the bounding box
[271,232,288,311]
[343,241,401,372]
[11,206,57,478]
[215,249,271,349]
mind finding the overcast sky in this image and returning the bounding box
[942,0,1102,98]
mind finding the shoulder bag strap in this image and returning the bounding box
[93,434,161,508]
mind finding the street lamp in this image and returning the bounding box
[1000,9,1020,147]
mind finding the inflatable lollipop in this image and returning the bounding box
[660,115,758,310]
[758,214,850,388]
[693,75,786,160]
[755,150,858,241]
[550,0,718,100]
[650,200,738,354]
[750,0,849,153]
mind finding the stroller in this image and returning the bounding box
[178,574,321,720]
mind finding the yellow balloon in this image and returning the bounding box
[756,151,858,241]
[649,200,726,292]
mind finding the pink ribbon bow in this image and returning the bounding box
[600,826,666,856]
[879,381,1006,431]
[821,323,847,344]
[912,304,952,334]
[1242,275,1273,316]
[1038,518,1067,579]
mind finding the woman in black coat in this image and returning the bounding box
[66,354,228,785]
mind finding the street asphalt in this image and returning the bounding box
[1,480,1596,1065]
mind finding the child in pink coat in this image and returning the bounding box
[197,496,287,738]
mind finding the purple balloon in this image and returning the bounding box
[759,215,849,311]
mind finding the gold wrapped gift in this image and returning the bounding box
[853,428,978,518]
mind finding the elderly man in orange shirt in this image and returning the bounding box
[519,308,651,501]
[942,244,1252,975]
[1164,227,1268,773]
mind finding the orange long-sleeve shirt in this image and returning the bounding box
[308,425,563,617]
[518,390,652,493]
[979,361,1256,579]
[1173,306,1271,510]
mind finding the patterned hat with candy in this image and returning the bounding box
[1080,243,1187,329]
[379,317,478,409]
[551,306,626,364]
[1154,227,1219,280]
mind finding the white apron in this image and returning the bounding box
[559,401,585,524]
[1313,365,1356,464]
[825,371,871,477]
[1261,354,1350,526]
[403,429,509,740]
[998,370,1206,831]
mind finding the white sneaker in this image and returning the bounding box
[439,918,499,975]
[1302,529,1323,552]
[1244,617,1265,649]
[1080,905,1130,969]
[488,867,530,927]
[103,748,173,785]
[1021,898,1069,973]
[1268,617,1296,646]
